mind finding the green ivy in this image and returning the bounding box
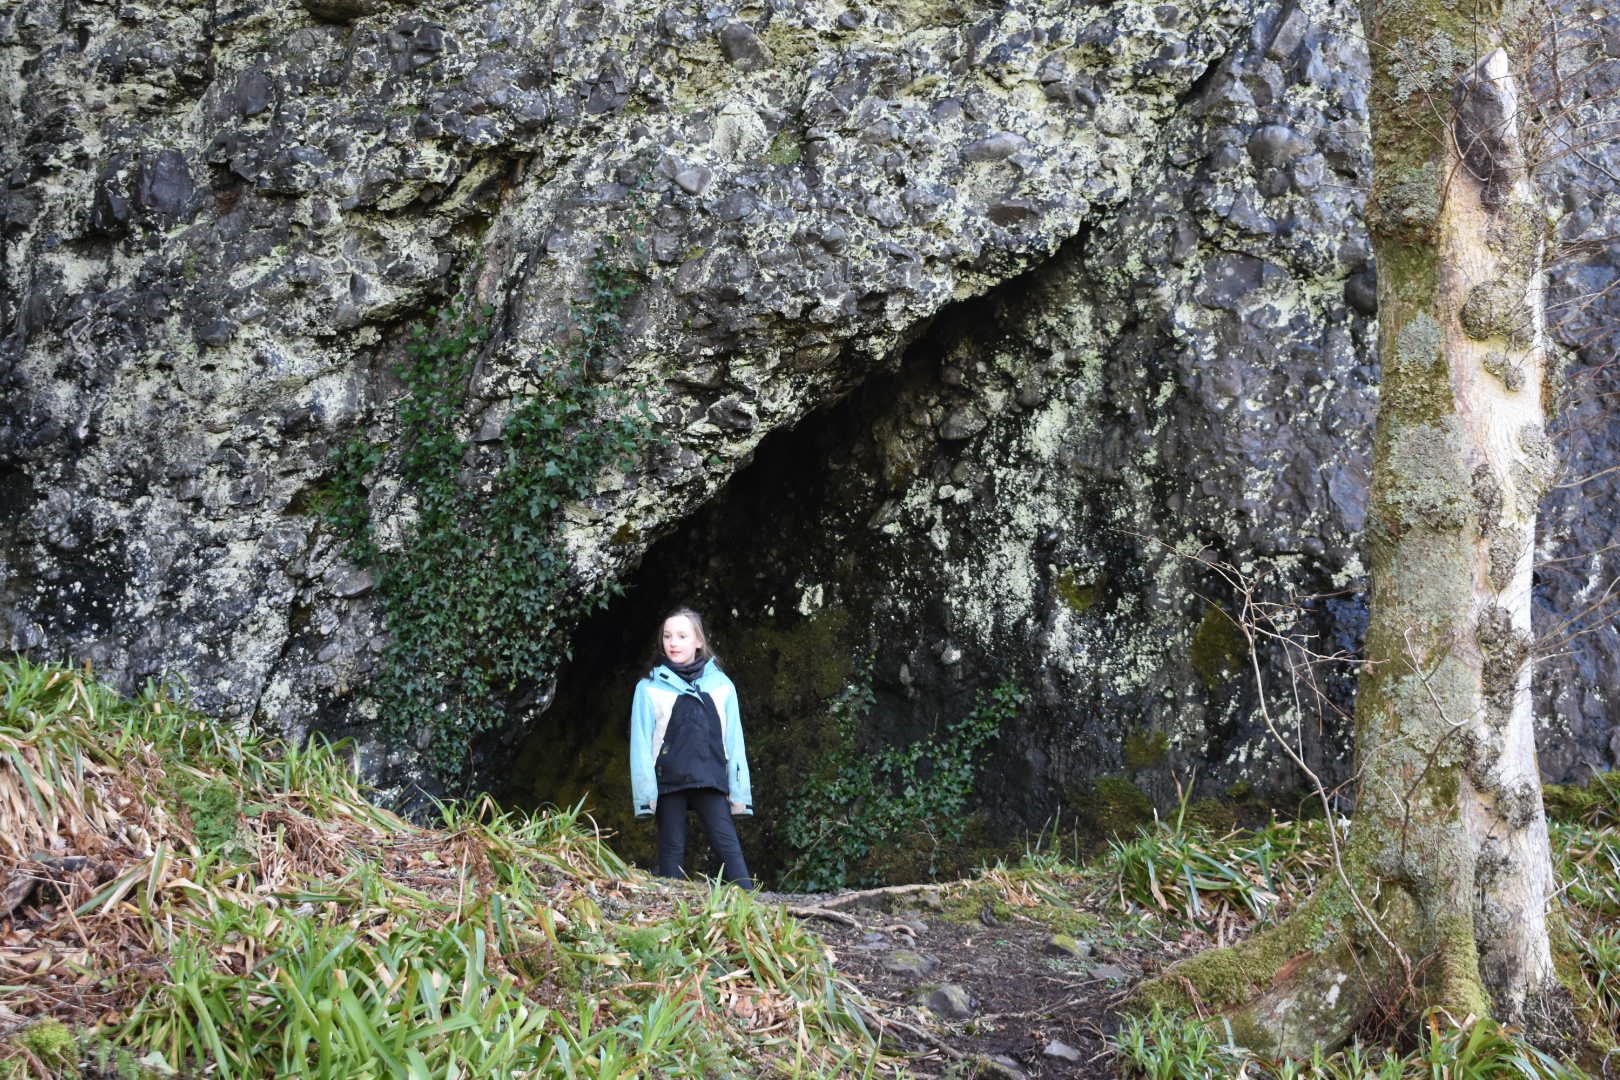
[326,249,654,785]
[779,668,1026,892]
[325,435,383,564]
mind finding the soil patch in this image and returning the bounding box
[769,880,1212,1079]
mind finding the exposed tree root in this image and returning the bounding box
[814,882,947,910]
[1132,885,1390,1057]
[1129,877,1594,1060]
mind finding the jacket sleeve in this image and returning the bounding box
[629,682,658,817]
[723,680,753,814]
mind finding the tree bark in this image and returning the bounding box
[1135,15,1574,1054]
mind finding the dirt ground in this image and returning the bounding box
[768,882,1207,1079]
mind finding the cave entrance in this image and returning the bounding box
[491,377,919,889]
[489,296,1044,890]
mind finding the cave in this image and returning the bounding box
[488,250,1360,889]
[489,327,1020,889]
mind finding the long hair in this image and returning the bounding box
[654,606,718,666]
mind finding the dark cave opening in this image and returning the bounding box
[486,295,1053,890]
[490,384,900,888]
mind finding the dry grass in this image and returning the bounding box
[0,659,888,1078]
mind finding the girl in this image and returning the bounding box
[629,607,754,889]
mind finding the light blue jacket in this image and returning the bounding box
[630,659,753,817]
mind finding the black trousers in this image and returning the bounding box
[655,788,753,889]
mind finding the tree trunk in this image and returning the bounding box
[1135,17,1574,1055]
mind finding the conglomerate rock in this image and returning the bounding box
[1,0,1615,826]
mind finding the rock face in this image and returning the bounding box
[1,0,1615,830]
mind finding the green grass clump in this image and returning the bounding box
[0,658,882,1079]
[1102,802,1329,926]
[1116,1005,1582,1079]
[1545,771,1620,829]
[1546,773,1620,1041]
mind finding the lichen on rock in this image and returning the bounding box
[2,0,1615,821]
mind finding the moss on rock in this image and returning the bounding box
[1077,776,1156,838]
[730,606,855,719]
[1123,729,1170,771]
[1054,569,1103,614]
[16,1019,76,1070]
[1190,604,1246,689]
[764,131,802,166]
[1132,884,1371,1057]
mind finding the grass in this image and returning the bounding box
[1104,776,1620,1078]
[1101,803,1332,926]
[1115,1004,1585,1079]
[4,657,1616,1077]
[0,658,887,1078]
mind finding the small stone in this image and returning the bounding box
[1097,109,1133,137]
[939,408,988,440]
[651,233,682,264]
[300,0,382,21]
[136,149,194,218]
[196,318,238,347]
[1087,962,1130,982]
[1247,124,1311,170]
[718,22,773,71]
[674,167,713,195]
[227,473,268,506]
[988,199,1038,225]
[1266,5,1309,59]
[1344,269,1378,316]
[817,224,849,253]
[1196,252,1264,311]
[923,984,976,1021]
[961,133,1028,162]
[981,1056,1027,1079]
[233,71,274,118]
[713,190,757,221]
[1043,1039,1082,1062]
[1045,934,1093,959]
[707,398,757,433]
[326,566,375,598]
[880,949,939,977]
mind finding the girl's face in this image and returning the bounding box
[662,615,703,665]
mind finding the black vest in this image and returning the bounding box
[657,686,728,794]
